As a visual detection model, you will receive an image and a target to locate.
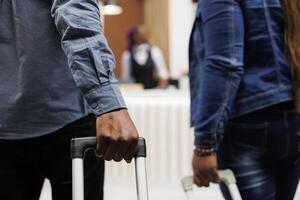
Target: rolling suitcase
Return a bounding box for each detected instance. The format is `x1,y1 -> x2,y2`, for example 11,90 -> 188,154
181,169 -> 242,200
71,137 -> 149,200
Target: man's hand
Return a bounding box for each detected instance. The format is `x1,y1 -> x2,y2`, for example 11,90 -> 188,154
96,109 -> 139,163
192,154 -> 220,187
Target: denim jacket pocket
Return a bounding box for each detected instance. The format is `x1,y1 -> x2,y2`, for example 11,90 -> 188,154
228,121 -> 268,165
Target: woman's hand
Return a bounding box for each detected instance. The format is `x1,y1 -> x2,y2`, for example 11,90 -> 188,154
192,154 -> 220,187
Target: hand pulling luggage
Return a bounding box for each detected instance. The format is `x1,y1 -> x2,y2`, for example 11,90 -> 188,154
71,137 -> 149,200
181,169 -> 242,200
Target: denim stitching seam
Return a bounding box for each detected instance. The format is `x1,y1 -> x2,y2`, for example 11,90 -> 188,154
212,0 -> 235,134
262,0 -> 282,85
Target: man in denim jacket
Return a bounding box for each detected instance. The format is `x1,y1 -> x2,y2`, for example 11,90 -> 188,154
0,0 -> 138,199
190,0 -> 300,199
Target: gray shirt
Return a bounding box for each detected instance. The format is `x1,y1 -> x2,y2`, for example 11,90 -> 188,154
0,0 -> 126,139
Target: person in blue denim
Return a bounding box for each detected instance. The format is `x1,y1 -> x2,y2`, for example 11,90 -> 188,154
189,0 -> 300,199
0,0 -> 138,199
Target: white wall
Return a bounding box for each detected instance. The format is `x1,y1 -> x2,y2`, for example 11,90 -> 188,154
168,0 -> 196,79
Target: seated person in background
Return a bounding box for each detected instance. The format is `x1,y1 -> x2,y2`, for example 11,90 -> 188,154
121,25 -> 169,89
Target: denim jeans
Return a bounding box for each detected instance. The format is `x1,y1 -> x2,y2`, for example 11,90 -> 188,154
0,115 -> 104,200
218,102 -> 300,200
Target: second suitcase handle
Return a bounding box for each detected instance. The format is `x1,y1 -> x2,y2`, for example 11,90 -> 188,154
181,169 -> 242,200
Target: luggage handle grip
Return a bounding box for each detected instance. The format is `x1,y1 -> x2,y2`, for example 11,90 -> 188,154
181,170 -> 242,200
71,137 -> 146,159
181,169 -> 237,192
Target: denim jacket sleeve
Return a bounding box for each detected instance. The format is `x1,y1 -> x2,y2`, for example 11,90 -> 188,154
190,0 -> 244,149
51,0 -> 126,116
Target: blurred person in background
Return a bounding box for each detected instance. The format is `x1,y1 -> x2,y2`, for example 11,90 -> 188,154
121,25 -> 169,89
0,0 -> 138,200
189,0 -> 300,199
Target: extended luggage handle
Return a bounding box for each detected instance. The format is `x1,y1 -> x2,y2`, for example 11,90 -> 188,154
71,137 -> 149,200
181,169 -> 242,200
71,137 -> 147,159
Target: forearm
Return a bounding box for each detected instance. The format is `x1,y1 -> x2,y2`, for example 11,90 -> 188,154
51,0 -> 126,115
193,63 -> 243,148
190,0 -> 245,149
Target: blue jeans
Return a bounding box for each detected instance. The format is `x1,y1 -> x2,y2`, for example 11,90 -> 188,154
218,102 -> 300,200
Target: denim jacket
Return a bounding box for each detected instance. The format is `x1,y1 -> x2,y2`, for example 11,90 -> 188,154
189,0 -> 294,148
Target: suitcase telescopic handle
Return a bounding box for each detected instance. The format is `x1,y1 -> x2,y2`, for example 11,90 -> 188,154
71,137 -> 147,159
71,137 -> 149,200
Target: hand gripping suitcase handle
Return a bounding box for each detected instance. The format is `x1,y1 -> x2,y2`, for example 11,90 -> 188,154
181,170 -> 242,200
71,137 -> 149,200
71,137 -> 147,159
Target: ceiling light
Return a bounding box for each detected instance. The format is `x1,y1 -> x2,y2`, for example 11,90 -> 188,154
102,0 -> 123,16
